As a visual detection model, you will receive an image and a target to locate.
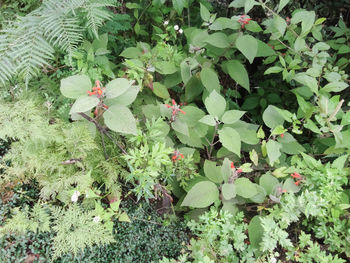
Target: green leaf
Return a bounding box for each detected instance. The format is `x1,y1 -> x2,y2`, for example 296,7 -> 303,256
222,183 -> 236,200
256,39 -> 275,57
277,0 -> 290,13
118,212 -> 131,222
70,96 -> 99,114
263,105 -> 291,128
199,115 -> 216,126
200,3 -> 210,22
185,76 -> 204,102
204,160 -> 223,183
250,149 -> 259,166
119,47 -> 142,58
105,78 -> 133,99
246,21 -> 263,32
106,86 -> 140,106
218,127 -> 241,156
264,66 -> 284,75
181,181 -> 219,208
236,35 -> 258,64
205,90 -> 226,118
155,61 -> 178,75
225,60 -> 250,91
266,140 -> 282,165
172,0 -> 185,14
60,75 -> 92,99
294,37 -> 306,52
206,33 -> 230,48
249,185 -> 267,203
221,110 -> 245,124
153,82 -> 170,99
200,67 -> 220,93
294,73 -> 318,94
291,11 -> 315,36
229,0 -> 245,8
235,178 -> 257,198
283,178 -> 300,193
245,0 -> 258,13
248,216 -> 264,253
104,105 -> 137,135
171,119 -> 189,136
259,173 -> 279,195
221,158 -> 231,183
274,15 -> 287,36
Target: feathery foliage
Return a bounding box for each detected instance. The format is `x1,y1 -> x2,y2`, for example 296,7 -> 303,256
0,0 -> 116,86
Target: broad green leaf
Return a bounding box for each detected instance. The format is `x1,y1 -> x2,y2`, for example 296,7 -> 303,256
70,96 -> 99,114
153,82 -> 170,99
222,202 -> 238,216
118,212 -> 131,222
291,11 -> 315,36
204,160 -> 223,183
221,158 -> 231,183
266,140 -> 282,165
246,21 -> 263,32
294,37 -> 306,52
249,185 -> 267,203
105,78 -> 133,99
185,76 -> 204,102
200,67 -> 220,93
104,105 -> 137,135
221,110 -> 245,124
248,216 -> 264,251
225,60 -> 250,91
218,127 -> 241,156
235,178 -> 257,198
60,75 -> 92,99
209,17 -> 241,30
120,47 -> 142,58
222,183 -> 236,200
259,173 -> 279,195
155,61 -> 178,75
181,181 -> 219,208
274,15 -> 287,36
283,178 -> 300,193
172,0 -> 185,14
245,0 -> 258,14
236,35 -> 258,64
332,154 -> 349,169
262,105 -> 291,128
200,3 -> 210,22
294,73 -> 318,94
229,0 -> 245,8
205,90 -> 226,118
106,86 -> 140,106
199,115 -> 216,126
171,119 -> 189,136
277,0 -> 290,13
206,33 -> 230,48
256,39 -> 275,57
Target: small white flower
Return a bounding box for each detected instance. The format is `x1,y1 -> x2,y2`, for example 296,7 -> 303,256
178,28 -> 183,34
93,216 -> 100,223
71,191 -> 80,203
174,25 -> 179,31
271,257 -> 277,263
163,20 -> 169,26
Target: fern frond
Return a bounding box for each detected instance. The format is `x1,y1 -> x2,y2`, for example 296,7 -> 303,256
0,36 -> 17,85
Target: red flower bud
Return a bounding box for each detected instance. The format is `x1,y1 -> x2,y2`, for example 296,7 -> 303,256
280,134 -> 284,138
237,169 -> 243,173
231,162 -> 235,169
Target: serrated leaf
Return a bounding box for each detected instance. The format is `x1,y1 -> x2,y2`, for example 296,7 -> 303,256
274,15 -> 287,36
236,35 -> 258,64
199,115 -> 216,126
171,119 -> 189,136
153,82 -> 170,99
218,127 -> 241,156
104,105 -> 137,135
225,60 -> 250,91
105,78 -> 133,99
70,96 -> 99,114
60,75 -> 92,99
205,90 -> 226,118
221,110 -> 245,124
277,0 -> 290,13
181,181 -> 219,208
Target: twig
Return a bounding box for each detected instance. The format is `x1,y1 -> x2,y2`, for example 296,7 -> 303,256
327,99 -> 344,124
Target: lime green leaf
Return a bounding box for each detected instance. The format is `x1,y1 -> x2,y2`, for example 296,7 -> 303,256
277,0 -> 290,13
249,149 -> 259,166
206,33 -> 230,48
236,35 -> 258,64
70,96 -> 99,114
171,119 -> 189,136
200,67 -> 220,93
104,105 -> 137,135
274,15 -> 287,36
222,183 -> 236,200
272,166 -> 289,178
225,60 -> 250,91
235,178 -> 257,198
204,160 -> 223,183
266,140 -> 282,165
105,78 -> 133,99
60,75 -> 92,99
205,90 -> 226,118
119,212 -> 131,222
218,127 -> 241,156
221,110 -> 245,124
181,181 -> 219,208
200,3 -> 210,22
294,73 -> 318,94
153,82 -> 170,99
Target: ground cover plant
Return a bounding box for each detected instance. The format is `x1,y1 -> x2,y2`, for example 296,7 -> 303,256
0,0 -> 349,262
